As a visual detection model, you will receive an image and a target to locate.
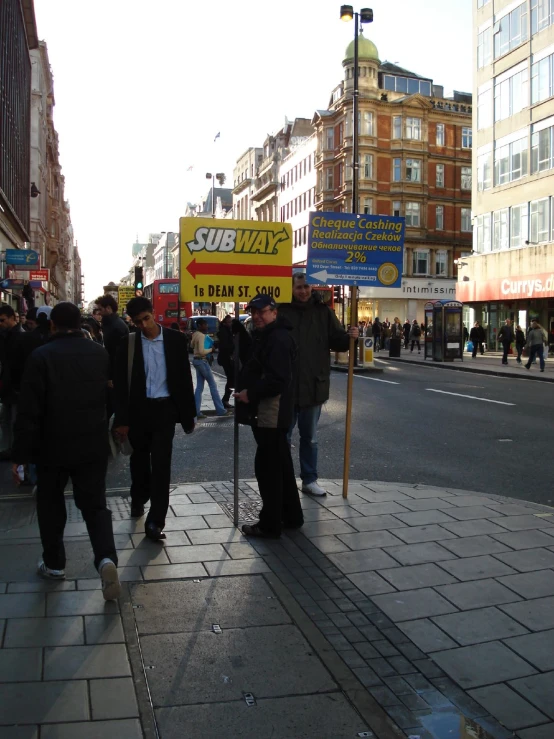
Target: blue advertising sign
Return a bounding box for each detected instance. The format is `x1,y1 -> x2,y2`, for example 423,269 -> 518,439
5,249 -> 40,266
307,212 -> 405,287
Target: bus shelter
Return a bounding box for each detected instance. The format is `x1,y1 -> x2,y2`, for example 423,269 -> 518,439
424,300 -> 463,362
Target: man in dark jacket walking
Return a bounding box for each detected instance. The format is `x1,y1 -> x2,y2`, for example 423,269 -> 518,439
469,321 -> 486,357
95,295 -> 129,416
113,297 -> 196,541
278,274 -> 357,497
498,318 -> 515,365
234,294 -> 301,538
216,314 -> 234,408
0,304 -> 25,458
12,302 -> 120,600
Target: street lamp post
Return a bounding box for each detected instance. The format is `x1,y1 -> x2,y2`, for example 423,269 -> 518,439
205,172 -> 226,218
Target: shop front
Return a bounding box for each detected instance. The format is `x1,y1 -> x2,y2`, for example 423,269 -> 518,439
358,278 -> 457,325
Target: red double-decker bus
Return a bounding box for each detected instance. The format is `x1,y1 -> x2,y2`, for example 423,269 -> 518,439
144,279 -> 192,329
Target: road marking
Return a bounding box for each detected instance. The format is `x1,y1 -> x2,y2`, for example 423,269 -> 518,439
356,376 -> 400,385
426,389 -> 515,406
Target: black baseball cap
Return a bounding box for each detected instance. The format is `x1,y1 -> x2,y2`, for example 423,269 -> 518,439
246,294 -> 277,311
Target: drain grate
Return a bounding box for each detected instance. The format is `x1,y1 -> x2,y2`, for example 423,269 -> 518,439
66,497 -> 133,523
219,499 -> 261,523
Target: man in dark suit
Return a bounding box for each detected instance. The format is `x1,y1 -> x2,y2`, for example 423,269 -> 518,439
113,297 -> 196,541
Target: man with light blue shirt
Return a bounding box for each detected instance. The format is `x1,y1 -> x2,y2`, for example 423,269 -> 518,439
113,297 -> 196,541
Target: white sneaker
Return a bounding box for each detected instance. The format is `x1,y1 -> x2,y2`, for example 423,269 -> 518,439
37,559 -> 65,580
301,481 -> 327,497
99,558 -> 121,601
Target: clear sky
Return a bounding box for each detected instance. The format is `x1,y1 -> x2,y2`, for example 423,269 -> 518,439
33,0 -> 472,302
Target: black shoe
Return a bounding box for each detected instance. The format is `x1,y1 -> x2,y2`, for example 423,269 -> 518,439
241,523 -> 280,539
130,504 -> 144,518
223,401 -> 234,409
145,522 -> 166,541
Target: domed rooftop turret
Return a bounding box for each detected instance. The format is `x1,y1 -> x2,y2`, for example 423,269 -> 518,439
344,32 -> 379,62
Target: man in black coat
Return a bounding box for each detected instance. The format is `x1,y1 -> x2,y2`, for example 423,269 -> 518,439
95,294 -> 129,416
12,302 -> 120,600
217,314 -> 234,408
113,297 -> 196,541
498,318 -> 515,365
469,321 -> 486,358
0,304 -> 25,458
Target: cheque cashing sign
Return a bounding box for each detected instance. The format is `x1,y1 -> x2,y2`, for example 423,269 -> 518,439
179,218 -> 293,303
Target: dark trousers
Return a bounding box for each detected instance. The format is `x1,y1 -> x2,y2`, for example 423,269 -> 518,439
501,341 -> 511,364
129,398 -> 178,528
252,427 -> 303,535
516,343 -> 524,362
219,356 -> 234,403
36,457 -> 116,571
410,340 -> 420,351
472,342 -> 484,357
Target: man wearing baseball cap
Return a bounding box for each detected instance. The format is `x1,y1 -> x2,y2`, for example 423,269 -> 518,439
233,294 -> 302,538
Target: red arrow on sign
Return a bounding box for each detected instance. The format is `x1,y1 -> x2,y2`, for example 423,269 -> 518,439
186,259 -> 291,280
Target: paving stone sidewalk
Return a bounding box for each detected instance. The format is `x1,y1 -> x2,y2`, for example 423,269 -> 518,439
1,480 -> 554,738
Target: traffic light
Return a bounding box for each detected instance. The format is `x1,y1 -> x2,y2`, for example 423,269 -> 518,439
134,266 -> 144,296
333,286 -> 343,304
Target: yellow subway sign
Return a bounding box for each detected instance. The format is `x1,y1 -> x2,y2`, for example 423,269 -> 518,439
118,286 -> 136,315
179,218 -> 292,303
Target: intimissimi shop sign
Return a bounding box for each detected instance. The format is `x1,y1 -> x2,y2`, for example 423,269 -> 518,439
457,272 -> 554,302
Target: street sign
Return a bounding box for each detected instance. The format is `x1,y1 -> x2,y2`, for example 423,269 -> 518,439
179,218 -> 292,303
118,286 -> 136,314
5,249 -> 40,266
7,268 -> 49,281
307,212 -> 405,287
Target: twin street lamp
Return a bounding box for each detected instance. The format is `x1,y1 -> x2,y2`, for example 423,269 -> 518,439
206,172 -> 226,218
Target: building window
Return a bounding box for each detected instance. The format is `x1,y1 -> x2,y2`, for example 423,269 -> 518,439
363,198 -> 373,214
494,65 -> 529,122
531,120 -> 554,172
325,128 -> 334,150
346,161 -> 353,180
325,168 -> 333,190
494,3 -> 528,59
494,133 -> 528,184
477,25 -> 493,68
435,250 -> 448,275
531,51 -> 554,104
393,158 -> 402,182
406,117 -> 422,140
475,213 -> 492,253
383,75 -> 432,95
406,202 -> 421,226
406,159 -> 421,182
436,205 -> 444,230
436,164 -> 445,187
461,208 -> 472,232
510,203 -> 529,248
412,249 -> 429,274
392,200 -> 401,217
462,127 -> 472,149
436,124 -> 445,146
530,197 -> 550,242
478,85 -> 493,130
531,0 -> 554,35
359,111 -> 374,135
392,116 -> 402,139
461,166 -> 472,190
338,163 -> 344,187
363,154 -> 373,179
493,208 -> 509,250
478,0 -> 491,8
477,146 -> 493,191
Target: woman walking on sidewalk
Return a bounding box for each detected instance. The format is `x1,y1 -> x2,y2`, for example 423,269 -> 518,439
191,318 -> 232,419
515,325 -> 526,364
409,320 -> 422,353
524,320 -> 548,372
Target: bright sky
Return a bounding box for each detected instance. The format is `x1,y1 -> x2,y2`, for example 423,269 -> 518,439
34,0 -> 472,302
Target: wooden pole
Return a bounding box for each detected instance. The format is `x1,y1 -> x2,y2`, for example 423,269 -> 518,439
342,284 -> 358,498
233,301 -> 240,527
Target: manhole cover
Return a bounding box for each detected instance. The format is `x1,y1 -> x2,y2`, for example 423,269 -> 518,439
66,498 -> 133,523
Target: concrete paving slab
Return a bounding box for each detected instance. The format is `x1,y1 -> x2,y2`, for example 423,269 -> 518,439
336,530 -> 405,550
165,543 -> 230,564
204,559 -> 271,577
486,503 -> 544,516
171,503 -> 224,517
204,514 -> 235,528
494,515 -> 554,532
437,555 -> 516,581
391,524 -> 458,544
517,725 -> 554,739
398,498 -> 456,511
440,519 -> 507,537
141,562 -> 208,580
504,629 -> 554,671
328,548 -> 399,574
469,683 -> 549,732
351,490 -> 413,503
508,672 -> 554,720
309,536 -> 351,554
438,495 -> 499,507
397,619 -> 459,653
343,514 -> 407,532
46,591 -> 118,617
130,531 -> 190,547
221,543 -> 259,559
0,680 -> 89,724
490,529 -> 554,550
397,487 -> 450,500
115,547 -> 170,567
4,616 -> 84,647
436,506 -> 505,521
0,647 -> 42,682
76,567 -> 142,587
496,570 -> 554,599
377,563 -> 458,590
90,677 -> 139,719
499,596 -> 554,631
157,516 -> 208,531
322,493 -> 371,508
0,542 -> 97,583
383,541 -> 457,566
40,719 -> 142,739
131,576 -> 291,634
155,693 -> 371,739
431,606 -> 529,645
345,571 -> 396,596
84,615 -> 124,644
350,502 -> 411,516
6,581 -> 75,593
0,727 -> 39,739
0,593 -> 44,619
371,588 -> 458,622
433,579 -> 522,610
392,509 -> 457,526
186,492 -> 215,503
139,624 -> 337,706
321,505 -> 363,519
187,528 -> 244,545
439,535 -> 512,558
43,644 -> 131,680
431,642 -> 537,689
494,548 -> 554,572
299,520 -> 357,538
294,507 -> 339,522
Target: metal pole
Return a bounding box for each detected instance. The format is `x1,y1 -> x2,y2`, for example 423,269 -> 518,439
177,241 -> 181,327
352,11 -> 359,217
233,301 -> 240,527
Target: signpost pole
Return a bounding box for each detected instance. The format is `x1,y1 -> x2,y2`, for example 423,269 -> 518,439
233,301 -> 240,527
342,283 -> 357,499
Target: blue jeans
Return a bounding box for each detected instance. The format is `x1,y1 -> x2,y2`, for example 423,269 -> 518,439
288,404 -> 322,485
193,359 -> 226,415
526,345 -> 545,370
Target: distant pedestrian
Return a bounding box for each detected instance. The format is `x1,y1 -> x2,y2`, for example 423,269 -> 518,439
498,318 -> 514,365
191,318 -> 231,419
217,315 -> 235,409
470,321 -> 485,357
382,322 -> 391,350
409,320 -> 422,353
95,295 -> 129,417
113,297 -> 196,541
392,317 -> 404,340
403,320 -> 411,349
463,323 -> 469,344
515,324 -> 525,364
372,317 -> 382,352
12,302 -> 120,599
0,304 -> 24,459
524,319 -> 548,372
25,308 -> 38,332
